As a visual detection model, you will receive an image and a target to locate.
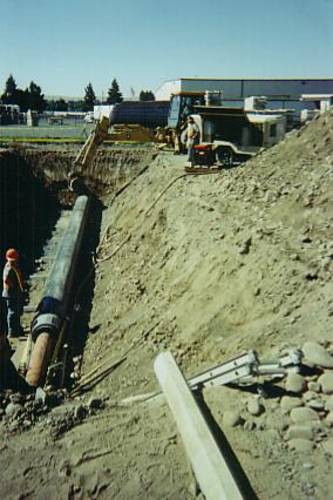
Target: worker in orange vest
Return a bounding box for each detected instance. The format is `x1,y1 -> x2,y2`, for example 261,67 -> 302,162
2,248 -> 25,338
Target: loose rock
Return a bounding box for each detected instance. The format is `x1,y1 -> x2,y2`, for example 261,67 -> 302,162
285,373 -> 306,394
280,396 -> 303,412
324,396 -> 333,412
302,341 -> 333,368
5,403 -> 23,418
290,407 -> 320,424
247,398 -> 264,416
222,411 -> 243,428
303,391 -> 318,402
239,236 -> 252,255
307,381 -> 321,393
318,372 -> 333,394
306,399 -> 325,411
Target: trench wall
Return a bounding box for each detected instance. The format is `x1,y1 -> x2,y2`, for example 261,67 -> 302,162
15,145 -> 157,197
0,149 -> 60,275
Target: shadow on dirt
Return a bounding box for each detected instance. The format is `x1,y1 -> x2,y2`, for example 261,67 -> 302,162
195,390 -> 259,500
0,151 -> 61,277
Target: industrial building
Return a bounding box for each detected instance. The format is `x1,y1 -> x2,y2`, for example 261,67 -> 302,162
155,77 -> 333,110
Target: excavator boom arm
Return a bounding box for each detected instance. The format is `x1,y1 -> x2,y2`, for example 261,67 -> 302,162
73,116 -> 110,172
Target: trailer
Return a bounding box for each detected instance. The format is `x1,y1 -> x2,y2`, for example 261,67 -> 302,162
188,105 -> 287,167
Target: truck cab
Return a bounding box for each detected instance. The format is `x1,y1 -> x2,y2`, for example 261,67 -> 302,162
167,92 -> 205,129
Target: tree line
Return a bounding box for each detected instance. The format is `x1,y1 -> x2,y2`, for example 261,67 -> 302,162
0,75 -> 156,112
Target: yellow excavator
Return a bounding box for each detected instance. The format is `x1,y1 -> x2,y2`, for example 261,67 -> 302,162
73,116 -> 157,172
73,93 -> 205,172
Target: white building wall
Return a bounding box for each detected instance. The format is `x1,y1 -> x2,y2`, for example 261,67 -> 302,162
155,79 -> 181,100
243,79 -> 333,98
155,78 -> 333,101
93,104 -> 114,121
180,79 -> 242,98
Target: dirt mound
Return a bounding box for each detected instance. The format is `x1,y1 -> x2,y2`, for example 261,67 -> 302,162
89,111 -> 332,376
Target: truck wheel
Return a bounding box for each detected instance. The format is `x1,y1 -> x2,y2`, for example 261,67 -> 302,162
217,147 -> 234,168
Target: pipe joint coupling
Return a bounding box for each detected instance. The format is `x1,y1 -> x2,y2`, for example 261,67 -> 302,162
31,313 -> 61,342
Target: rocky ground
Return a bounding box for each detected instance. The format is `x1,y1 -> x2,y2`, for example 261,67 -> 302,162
0,110 -> 333,499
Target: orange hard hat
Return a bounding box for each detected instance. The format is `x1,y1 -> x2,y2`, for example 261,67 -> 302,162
6,248 -> 19,261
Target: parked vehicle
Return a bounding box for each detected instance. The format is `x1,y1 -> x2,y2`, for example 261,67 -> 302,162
188,105 -> 287,167
0,104 -> 22,125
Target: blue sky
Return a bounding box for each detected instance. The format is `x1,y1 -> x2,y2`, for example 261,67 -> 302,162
1,0 -> 332,98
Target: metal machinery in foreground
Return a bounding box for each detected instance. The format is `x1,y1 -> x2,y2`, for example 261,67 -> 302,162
154,349 -> 302,499
26,195 -> 90,387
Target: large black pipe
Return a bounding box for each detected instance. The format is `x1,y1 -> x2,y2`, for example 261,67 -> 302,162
26,195 -> 90,386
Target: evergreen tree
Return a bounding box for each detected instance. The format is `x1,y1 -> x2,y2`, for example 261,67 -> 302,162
139,90 -> 155,101
25,81 -> 46,112
16,89 -> 29,111
106,79 -> 123,104
83,82 -> 96,111
1,74 -> 21,105
68,100 -> 85,112
54,98 -> 68,111
1,75 -> 46,112
46,98 -> 68,111
2,74 -> 17,102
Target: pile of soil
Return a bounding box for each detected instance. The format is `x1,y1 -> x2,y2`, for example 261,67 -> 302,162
0,111 -> 332,499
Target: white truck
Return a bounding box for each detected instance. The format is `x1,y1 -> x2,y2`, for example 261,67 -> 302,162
189,103 -> 287,167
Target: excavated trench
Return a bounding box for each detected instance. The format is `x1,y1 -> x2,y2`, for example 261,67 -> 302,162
0,144 -> 157,391
0,149 -> 60,277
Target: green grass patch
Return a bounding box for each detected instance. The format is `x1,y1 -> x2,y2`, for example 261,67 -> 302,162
0,137 -> 154,146
0,137 -> 84,144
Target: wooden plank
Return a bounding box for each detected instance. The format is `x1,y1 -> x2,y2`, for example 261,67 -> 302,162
154,352 -> 244,500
